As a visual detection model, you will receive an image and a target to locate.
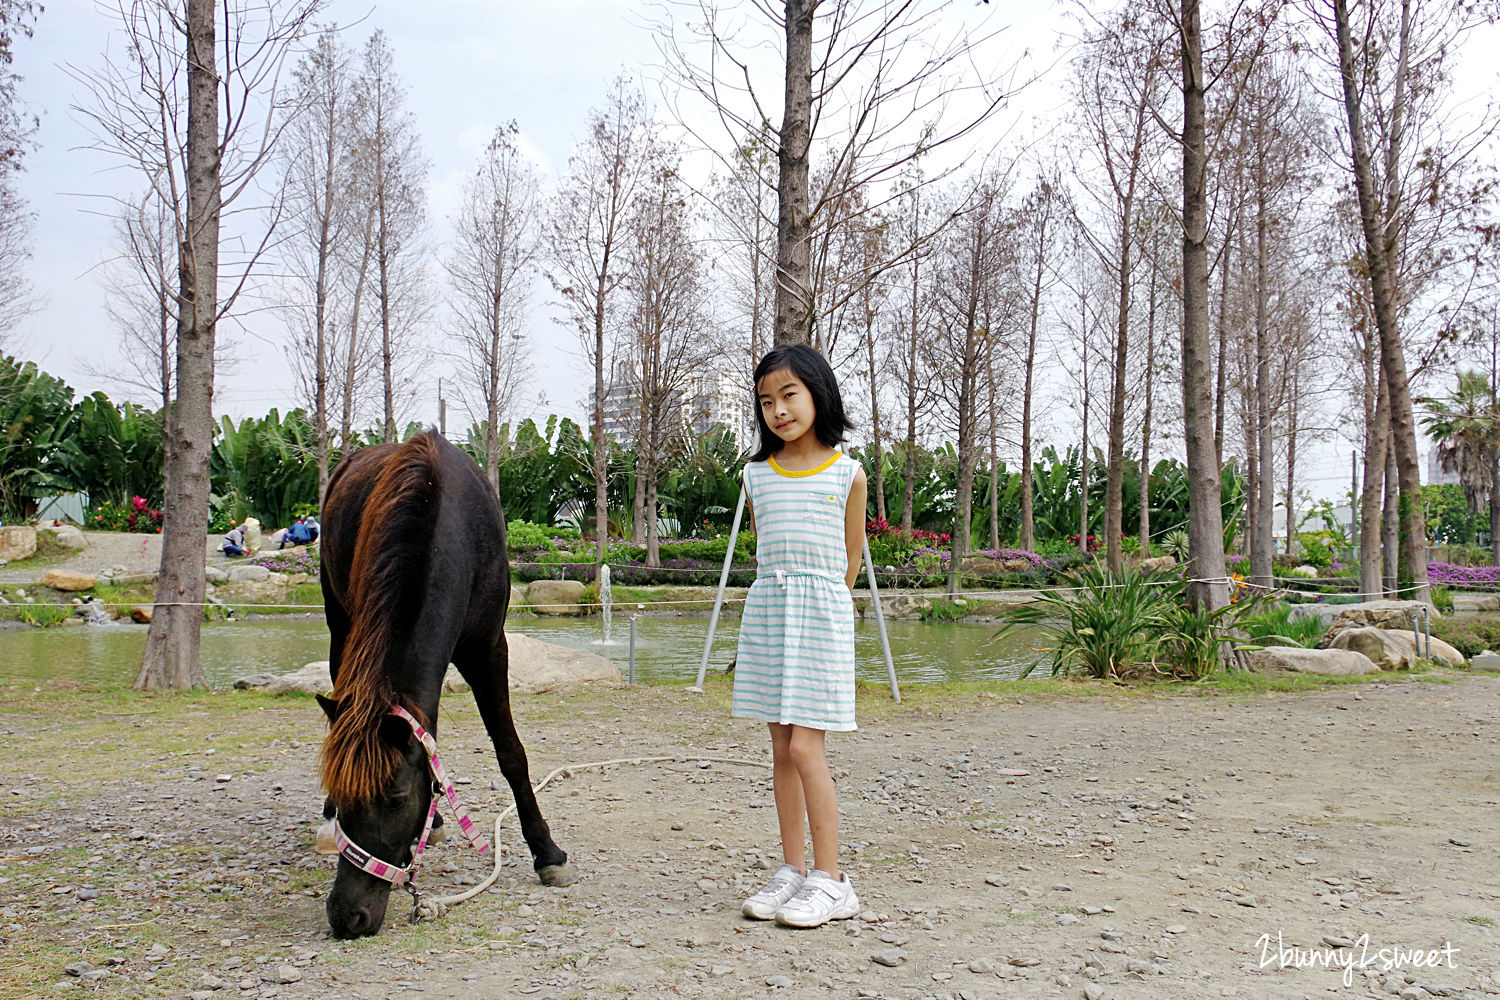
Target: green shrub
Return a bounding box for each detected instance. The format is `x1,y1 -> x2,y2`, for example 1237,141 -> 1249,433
1431,614 -> 1500,659
867,533 -> 916,567
1430,585 -> 1454,614
999,564 -> 1175,679
506,519 -> 578,551
1163,528 -> 1191,563
1235,603 -> 1328,649
1296,531 -> 1335,568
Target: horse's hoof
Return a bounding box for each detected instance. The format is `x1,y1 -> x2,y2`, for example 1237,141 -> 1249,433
537,863 -> 578,887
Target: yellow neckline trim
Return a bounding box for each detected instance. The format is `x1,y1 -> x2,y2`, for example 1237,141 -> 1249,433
768,453 -> 840,478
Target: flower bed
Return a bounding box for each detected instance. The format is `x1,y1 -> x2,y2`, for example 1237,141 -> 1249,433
1427,561 -> 1500,592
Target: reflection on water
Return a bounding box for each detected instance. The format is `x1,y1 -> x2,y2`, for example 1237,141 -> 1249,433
0,613 -> 1040,689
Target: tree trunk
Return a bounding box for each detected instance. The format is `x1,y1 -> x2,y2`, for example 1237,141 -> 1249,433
774,0 -> 814,345
1213,229 -> 1232,470
1104,225 -> 1131,573
1359,368 -> 1389,596
593,281 -> 609,566
1180,0 -> 1230,611
138,0 -> 219,690
1020,227 -> 1044,554
377,141 -> 395,444
988,376 -> 1000,552
1251,130 -> 1274,589
1332,0 -> 1429,602
865,313 -> 887,522
1139,267 -> 1156,554
1383,435 -> 1400,596
900,256 -> 919,534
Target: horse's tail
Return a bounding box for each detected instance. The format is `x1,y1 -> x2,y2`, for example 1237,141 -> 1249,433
320,431 -> 443,809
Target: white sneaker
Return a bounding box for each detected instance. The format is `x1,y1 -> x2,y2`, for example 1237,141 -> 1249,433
774,869 -> 860,927
742,864 -> 807,920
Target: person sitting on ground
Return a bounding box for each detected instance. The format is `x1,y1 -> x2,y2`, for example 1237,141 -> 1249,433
222,524 -> 248,557
281,517 -> 317,549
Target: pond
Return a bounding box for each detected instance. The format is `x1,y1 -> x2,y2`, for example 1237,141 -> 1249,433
0,613 -> 1042,689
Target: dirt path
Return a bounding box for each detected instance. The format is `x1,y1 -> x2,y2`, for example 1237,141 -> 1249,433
0,530 -> 253,584
2,674 -> 1498,1000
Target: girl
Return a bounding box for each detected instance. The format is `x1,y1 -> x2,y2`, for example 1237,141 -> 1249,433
734,343 -> 868,928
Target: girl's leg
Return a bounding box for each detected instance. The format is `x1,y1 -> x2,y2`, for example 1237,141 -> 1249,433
785,724 -> 839,878
768,723 -> 807,873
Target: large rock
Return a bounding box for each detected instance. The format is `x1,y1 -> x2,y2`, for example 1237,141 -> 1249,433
41,569 -> 96,592
1245,646 -> 1380,675
1452,592 -> 1500,613
1305,600 -> 1437,640
1140,555 -> 1177,572
881,594 -> 932,619
227,564 -> 270,583
39,524 -> 87,549
0,525 -> 36,561
525,579 -> 588,615
129,605 -> 153,624
238,634 -> 619,696
960,556 -> 1007,578
204,564 -> 228,584
505,632 -> 621,693
1370,627 -> 1466,668
1329,627 -> 1413,670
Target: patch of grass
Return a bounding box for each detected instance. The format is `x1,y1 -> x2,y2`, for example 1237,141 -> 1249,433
1236,604 -> 1328,648
9,602 -> 71,626
920,597 -> 969,621
1464,915 -> 1495,927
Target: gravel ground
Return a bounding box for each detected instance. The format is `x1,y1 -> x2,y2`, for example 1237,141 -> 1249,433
2,671 -> 1498,1000
0,531 -> 240,584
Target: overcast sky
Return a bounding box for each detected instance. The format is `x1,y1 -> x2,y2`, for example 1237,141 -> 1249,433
5,1 -> 1059,422
5,2 -> 1495,505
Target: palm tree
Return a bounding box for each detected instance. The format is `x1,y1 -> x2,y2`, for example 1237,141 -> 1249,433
1420,371 -> 1500,564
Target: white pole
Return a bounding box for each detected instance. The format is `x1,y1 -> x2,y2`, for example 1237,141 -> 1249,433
690,483 -> 747,693
863,536 -> 900,702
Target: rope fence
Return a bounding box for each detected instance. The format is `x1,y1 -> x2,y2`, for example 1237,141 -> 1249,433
52,575 -> 1433,614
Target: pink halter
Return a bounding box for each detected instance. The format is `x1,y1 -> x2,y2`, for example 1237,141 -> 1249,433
331,706 -> 490,889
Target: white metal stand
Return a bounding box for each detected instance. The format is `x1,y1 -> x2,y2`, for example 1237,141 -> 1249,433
691,483 -> 899,702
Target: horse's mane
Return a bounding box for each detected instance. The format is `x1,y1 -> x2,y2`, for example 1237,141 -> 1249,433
320,432 -> 443,809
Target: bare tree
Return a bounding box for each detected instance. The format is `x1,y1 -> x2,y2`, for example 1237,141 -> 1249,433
447,122 -> 539,492
930,175 -> 1008,593
657,1 -> 1014,347
546,75 -> 655,566
1070,11 -> 1168,572
622,155 -> 715,566
89,195 -> 180,411
352,29 -> 427,444
74,0 -> 322,689
888,171 -> 938,534
1011,173 -> 1064,553
0,0 -> 39,345
281,25 -> 358,501
707,130 -> 777,383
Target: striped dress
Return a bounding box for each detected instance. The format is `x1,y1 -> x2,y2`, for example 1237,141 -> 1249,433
732,452 -> 858,732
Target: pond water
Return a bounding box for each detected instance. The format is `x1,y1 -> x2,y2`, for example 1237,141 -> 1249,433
0,614 -> 1041,689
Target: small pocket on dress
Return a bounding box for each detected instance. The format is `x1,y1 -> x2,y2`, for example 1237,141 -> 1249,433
805,493 -> 845,526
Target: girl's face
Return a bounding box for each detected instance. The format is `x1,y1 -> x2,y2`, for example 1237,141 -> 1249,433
757,368 -> 817,445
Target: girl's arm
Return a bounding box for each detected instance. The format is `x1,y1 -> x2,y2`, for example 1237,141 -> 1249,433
843,466 -> 869,590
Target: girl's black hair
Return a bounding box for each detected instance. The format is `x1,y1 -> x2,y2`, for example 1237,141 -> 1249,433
748,343 -> 854,462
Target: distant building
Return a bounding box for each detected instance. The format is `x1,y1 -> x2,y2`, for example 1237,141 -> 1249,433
1426,449 -> 1462,486
599,365 -> 749,447
684,368 -> 751,444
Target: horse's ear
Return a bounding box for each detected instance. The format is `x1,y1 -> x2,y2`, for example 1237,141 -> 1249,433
316,694 -> 341,723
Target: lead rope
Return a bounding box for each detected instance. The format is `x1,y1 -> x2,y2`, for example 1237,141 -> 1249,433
413,753 -> 773,920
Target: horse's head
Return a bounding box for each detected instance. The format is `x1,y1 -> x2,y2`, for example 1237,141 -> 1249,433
317,694 -> 433,938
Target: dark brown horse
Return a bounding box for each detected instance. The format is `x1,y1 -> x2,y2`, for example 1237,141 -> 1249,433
316,430 -> 574,938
